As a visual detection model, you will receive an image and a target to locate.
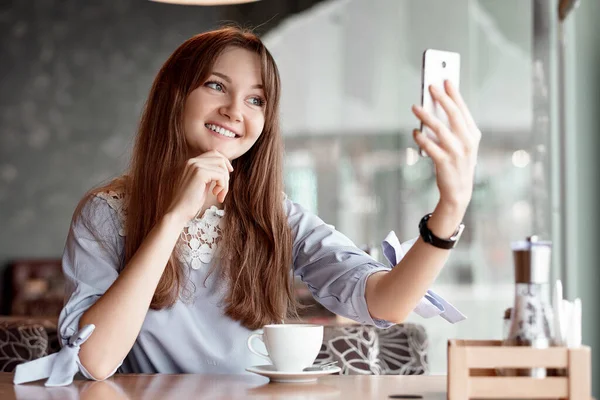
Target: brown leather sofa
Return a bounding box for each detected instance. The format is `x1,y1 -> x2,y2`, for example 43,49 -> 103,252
8,259 -> 64,318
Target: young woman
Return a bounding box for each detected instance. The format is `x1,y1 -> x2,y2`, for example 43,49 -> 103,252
58,27 -> 480,380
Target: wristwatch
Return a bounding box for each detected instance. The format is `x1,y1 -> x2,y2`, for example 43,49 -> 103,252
419,213 -> 465,250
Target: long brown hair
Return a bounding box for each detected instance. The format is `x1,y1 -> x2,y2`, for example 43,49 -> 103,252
82,27 -> 295,330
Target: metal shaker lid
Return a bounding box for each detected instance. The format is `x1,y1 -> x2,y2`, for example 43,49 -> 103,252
511,235 -> 552,284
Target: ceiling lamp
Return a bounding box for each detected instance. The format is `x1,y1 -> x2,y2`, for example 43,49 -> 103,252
150,0 -> 260,5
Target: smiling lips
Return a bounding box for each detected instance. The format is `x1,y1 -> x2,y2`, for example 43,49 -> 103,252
205,123 -> 240,139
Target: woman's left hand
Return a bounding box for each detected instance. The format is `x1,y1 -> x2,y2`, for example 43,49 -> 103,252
411,80 -> 481,212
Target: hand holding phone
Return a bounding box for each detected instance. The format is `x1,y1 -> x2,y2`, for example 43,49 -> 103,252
411,48 -> 481,215
419,49 -> 461,157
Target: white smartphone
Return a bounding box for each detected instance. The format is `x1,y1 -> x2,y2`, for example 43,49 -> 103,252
419,49 -> 461,157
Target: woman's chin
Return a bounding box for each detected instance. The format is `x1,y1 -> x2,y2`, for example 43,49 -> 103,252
187,144 -> 226,158
187,140 -> 247,160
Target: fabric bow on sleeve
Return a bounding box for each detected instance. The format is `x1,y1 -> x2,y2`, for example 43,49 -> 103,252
382,231 -> 466,323
13,324 -> 95,387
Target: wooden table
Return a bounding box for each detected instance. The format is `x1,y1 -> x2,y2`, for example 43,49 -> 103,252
0,372 -> 447,399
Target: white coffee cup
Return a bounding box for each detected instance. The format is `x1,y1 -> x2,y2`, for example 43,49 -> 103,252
247,324 -> 323,372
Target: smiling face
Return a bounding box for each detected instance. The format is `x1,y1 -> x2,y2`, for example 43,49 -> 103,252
183,46 -> 266,160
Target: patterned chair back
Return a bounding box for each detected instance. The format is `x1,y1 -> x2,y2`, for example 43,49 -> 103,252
315,323 -> 428,375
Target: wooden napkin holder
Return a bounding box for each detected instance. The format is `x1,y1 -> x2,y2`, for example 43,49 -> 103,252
447,339 -> 592,400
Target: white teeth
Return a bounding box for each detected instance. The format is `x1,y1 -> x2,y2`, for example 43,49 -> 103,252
205,124 -> 236,138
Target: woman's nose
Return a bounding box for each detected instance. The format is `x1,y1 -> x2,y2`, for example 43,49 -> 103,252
219,99 -> 243,122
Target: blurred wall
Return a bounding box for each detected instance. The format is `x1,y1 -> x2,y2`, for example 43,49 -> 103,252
564,0 -> 600,392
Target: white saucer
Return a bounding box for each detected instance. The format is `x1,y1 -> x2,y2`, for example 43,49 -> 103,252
246,365 -> 341,383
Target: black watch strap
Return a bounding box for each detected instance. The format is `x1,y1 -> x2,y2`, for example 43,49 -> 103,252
419,213 -> 465,250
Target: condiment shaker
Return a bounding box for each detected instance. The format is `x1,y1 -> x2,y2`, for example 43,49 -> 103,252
503,236 -> 553,378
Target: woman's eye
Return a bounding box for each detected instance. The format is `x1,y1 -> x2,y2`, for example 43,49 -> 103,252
205,81 -> 224,92
248,97 -> 265,107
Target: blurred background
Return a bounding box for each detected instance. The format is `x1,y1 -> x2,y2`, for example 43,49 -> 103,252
0,0 -> 598,389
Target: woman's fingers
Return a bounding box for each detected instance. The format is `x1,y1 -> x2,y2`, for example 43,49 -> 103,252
413,129 -> 445,162
189,156 -> 232,184
203,167 -> 229,201
429,84 -> 470,146
411,104 -> 462,156
182,150 -> 234,207
173,152 -> 233,221
194,150 -> 234,172
211,151 -> 234,173
444,80 -> 478,134
188,163 -> 230,202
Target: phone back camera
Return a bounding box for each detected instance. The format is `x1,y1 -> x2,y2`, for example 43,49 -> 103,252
442,61 -> 446,68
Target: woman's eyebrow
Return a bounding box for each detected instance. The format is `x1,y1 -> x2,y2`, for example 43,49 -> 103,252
212,71 -> 263,89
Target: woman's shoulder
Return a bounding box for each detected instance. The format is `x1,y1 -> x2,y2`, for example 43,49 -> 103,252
74,176 -> 129,237
282,193 -> 317,218
282,193 -> 329,230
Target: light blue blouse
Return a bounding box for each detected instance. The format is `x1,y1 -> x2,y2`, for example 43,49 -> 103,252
57,193 -> 396,378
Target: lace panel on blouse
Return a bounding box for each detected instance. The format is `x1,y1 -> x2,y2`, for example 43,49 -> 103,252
95,190 -> 224,269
